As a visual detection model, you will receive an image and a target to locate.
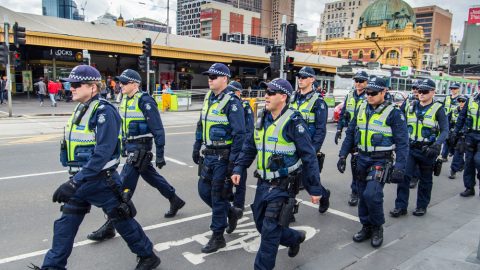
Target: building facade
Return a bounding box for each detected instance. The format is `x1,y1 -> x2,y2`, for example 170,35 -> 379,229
317,0 -> 374,42
125,18 -> 171,33
457,20 -> 480,65
312,0 -> 424,68
261,0 -> 295,40
42,0 -> 84,21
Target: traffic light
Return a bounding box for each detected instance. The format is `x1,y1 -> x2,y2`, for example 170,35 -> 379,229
12,51 -> 21,68
285,23 -> 297,51
285,56 -> 295,71
270,54 -> 281,71
13,22 -> 26,49
142,38 -> 152,58
0,43 -> 8,66
138,55 -> 147,72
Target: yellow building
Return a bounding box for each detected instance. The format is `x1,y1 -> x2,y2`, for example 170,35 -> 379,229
311,0 -> 425,68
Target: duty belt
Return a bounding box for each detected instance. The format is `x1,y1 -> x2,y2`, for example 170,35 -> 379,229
201,148 -> 230,156
358,150 -> 393,159
127,137 -> 152,144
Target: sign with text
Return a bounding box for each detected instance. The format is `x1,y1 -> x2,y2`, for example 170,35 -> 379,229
468,7 -> 480,24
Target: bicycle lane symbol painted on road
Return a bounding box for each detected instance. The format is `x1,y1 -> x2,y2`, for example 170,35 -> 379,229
153,216 -> 319,265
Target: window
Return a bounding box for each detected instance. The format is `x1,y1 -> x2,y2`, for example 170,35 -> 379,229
338,51 -> 342,58
348,51 -> 353,59
351,19 -> 353,24
412,51 -> 417,59
370,50 -> 375,59
328,15 -> 330,19
352,12 -> 354,17
387,50 -> 399,59
359,50 -> 364,58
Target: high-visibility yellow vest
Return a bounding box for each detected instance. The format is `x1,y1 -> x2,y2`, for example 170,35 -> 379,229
467,99 -> 480,131
201,91 -> 233,147
406,102 -> 442,142
119,91 -> 153,140
345,90 -> 365,120
356,102 -> 395,152
291,92 -> 320,124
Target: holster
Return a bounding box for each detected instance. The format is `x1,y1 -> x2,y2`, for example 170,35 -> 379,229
351,154 -> 358,174
105,173 -> 137,220
433,158 -> 443,176
221,178 -> 234,201
366,162 -> 392,184
278,197 -> 296,228
127,149 -> 153,173
197,156 -> 204,177
317,152 -> 325,173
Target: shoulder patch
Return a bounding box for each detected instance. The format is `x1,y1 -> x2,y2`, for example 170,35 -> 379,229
400,113 -> 405,121
296,124 -> 305,134
98,104 -> 105,110
231,104 -> 238,112
320,102 -> 325,109
145,103 -> 152,110
98,113 -> 106,124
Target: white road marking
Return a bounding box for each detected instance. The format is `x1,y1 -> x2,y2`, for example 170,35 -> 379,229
164,157 -> 188,166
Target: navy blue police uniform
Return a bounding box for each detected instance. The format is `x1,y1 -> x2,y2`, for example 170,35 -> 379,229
392,78 -> 449,217
441,84 -> 461,160
448,94 -> 467,179
339,77 -> 409,248
336,71 -> 368,206
39,65 -> 159,270
193,63 -> 246,253
233,78 -> 322,270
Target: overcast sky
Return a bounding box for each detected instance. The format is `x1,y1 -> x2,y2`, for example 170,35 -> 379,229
0,0 -> 472,41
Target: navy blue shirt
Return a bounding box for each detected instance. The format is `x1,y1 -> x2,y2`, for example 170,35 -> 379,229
73,96 -> 121,183
233,106 -> 322,196
337,90 -> 365,131
242,101 -> 255,144
194,90 -> 246,162
292,91 -> 327,152
339,101 -> 409,171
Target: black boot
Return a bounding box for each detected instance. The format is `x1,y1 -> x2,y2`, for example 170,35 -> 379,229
389,208 -> 407,218
201,233 -> 226,253
319,189 -> 330,214
460,188 -> 475,197
164,194 -> 186,218
412,207 -> 427,216
348,192 -> 358,206
448,170 -> 456,179
226,207 -> 241,234
370,225 -> 383,248
288,231 -> 306,257
135,254 -> 161,270
87,220 -> 115,241
353,225 -> 372,242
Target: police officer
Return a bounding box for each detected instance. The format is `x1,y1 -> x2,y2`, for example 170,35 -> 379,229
291,66 -> 330,213
453,89 -> 480,197
338,77 -> 408,248
448,94 -> 467,179
226,80 -> 254,216
231,78 -> 322,270
391,78 -> 449,218
441,83 -> 461,162
192,63 -> 246,253
335,71 -> 368,207
87,69 -> 185,241
33,65 -> 160,270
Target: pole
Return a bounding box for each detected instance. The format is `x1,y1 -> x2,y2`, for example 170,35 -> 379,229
165,0 -> 169,45
146,56 -> 150,94
4,21 -> 12,117
279,15 -> 286,79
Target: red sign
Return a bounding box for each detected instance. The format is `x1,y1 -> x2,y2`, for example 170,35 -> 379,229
468,7 -> 480,24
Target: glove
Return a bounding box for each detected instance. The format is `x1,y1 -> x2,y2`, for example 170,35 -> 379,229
423,144 -> 441,158
337,157 -> 346,173
390,168 -> 405,184
227,161 -> 235,177
449,131 -> 458,146
192,150 -> 200,165
52,179 -> 79,203
156,157 -> 166,169
334,130 -> 342,145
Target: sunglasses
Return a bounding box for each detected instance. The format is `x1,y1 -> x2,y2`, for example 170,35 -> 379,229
365,91 -> 379,96
298,76 -> 310,80
208,75 -> 219,80
417,89 -> 432,95
70,82 -> 86,89
120,81 -> 132,86
458,99 -> 466,103
354,79 -> 366,83
266,89 -> 281,96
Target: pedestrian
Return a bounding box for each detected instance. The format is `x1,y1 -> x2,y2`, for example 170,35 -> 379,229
338,76 -> 408,248
30,65 -> 160,270
231,78 -> 322,269
335,71 -> 368,207
63,80 -> 72,102
0,75 -> 7,104
391,78 -> 448,218
56,80 -> 64,101
448,94 -> 467,179
226,80 -> 254,217
192,63 -> 246,253
290,66 -> 330,214
100,80 -> 108,99
47,78 -> 58,107
34,77 -> 47,106
441,83 -> 461,162
87,69 -> 185,241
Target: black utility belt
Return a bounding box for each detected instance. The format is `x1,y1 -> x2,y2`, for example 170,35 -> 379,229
410,141 -> 432,149
126,138 -> 152,143
202,148 -> 230,156
258,177 -> 290,189
79,169 -> 116,181
358,150 -> 393,159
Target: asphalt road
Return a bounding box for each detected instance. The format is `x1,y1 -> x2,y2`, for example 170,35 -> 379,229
0,113 -> 474,270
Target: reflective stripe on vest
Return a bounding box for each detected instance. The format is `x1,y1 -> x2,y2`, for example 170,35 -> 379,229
119,92 -> 153,140
467,99 -> 480,131
356,102 -> 395,152
345,90 -> 364,119
406,102 -> 442,142
201,91 -> 233,146
291,92 -> 319,124
255,108 -> 301,180
65,100 -> 120,170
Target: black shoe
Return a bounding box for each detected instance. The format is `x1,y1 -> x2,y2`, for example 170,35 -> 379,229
164,195 -> 186,218
319,189 -> 330,214
288,231 -> 306,258
348,193 -> 358,206
353,225 -> 372,242
87,220 -> 115,241
389,208 -> 407,218
448,170 -> 456,179
460,188 -> 475,197
409,177 -> 419,189
226,207 -> 241,234
135,254 -> 161,270
412,208 -> 427,216
201,233 -> 226,253
370,225 -> 383,248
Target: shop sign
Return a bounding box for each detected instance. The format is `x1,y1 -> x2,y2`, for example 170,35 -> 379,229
45,48 -> 81,61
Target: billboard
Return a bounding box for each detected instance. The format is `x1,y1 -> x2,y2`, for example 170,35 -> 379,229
468,7 -> 480,24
